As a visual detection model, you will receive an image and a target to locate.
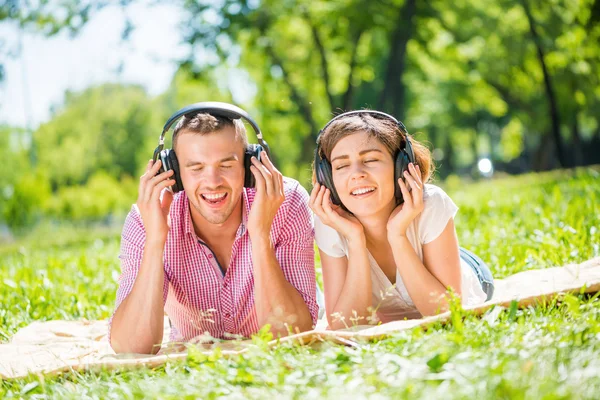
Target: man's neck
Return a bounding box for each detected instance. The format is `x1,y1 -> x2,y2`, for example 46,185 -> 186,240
190,197 -> 243,247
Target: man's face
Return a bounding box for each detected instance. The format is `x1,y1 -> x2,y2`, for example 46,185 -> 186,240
176,126 -> 246,225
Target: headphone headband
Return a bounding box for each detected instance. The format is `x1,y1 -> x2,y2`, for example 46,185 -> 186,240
159,101 -> 263,146
317,110 -> 408,144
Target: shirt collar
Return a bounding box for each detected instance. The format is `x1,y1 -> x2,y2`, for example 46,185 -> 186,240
183,189 -> 251,239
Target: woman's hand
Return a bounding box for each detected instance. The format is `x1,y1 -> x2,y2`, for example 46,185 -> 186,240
387,163 -> 424,239
309,183 -> 365,244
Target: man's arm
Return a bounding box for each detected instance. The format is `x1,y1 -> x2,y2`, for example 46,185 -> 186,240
109,233 -> 168,354
248,153 -> 316,336
109,159 -> 175,354
251,234 -> 315,335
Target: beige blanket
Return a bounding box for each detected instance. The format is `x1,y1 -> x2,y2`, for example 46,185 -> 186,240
1,257 -> 599,380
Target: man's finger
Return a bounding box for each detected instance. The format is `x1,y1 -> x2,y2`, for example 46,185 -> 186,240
260,151 -> 279,174
250,165 -> 266,194
151,179 -> 176,202
144,169 -> 174,201
252,156 -> 274,195
141,159 -> 160,181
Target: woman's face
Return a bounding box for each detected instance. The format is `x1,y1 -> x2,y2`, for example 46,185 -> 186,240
329,131 -> 396,217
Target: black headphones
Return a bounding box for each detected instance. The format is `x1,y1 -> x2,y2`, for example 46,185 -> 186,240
153,102 -> 271,193
314,110 -> 415,206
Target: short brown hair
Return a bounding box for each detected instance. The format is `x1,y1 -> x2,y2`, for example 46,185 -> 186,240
172,113 -> 248,151
314,113 -> 434,183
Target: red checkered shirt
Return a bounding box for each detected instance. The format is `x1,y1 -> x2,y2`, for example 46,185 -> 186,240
109,177 -> 317,342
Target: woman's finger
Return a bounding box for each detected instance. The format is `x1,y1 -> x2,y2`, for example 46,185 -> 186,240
313,186 -> 328,220
403,169 -> 421,192
309,183 -> 321,209
409,163 -> 423,187
398,177 -> 413,207
322,189 -> 344,225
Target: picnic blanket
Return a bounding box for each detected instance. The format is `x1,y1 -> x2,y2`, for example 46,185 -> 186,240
1,257 -> 599,380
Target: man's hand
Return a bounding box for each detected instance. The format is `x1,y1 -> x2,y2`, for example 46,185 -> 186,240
247,151 -> 285,238
309,183 -> 365,245
137,159 -> 176,245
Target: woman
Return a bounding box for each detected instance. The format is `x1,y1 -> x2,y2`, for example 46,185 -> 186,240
310,111 -> 494,330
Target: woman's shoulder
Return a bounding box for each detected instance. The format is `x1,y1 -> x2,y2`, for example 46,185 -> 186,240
423,184 -> 453,207
418,184 -> 459,244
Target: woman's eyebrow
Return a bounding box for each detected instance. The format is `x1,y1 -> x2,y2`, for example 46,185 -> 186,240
331,148 -> 383,163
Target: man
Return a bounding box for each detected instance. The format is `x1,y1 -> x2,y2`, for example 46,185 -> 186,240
109,109 -> 317,354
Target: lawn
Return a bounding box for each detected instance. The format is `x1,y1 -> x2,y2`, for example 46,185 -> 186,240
1,167 -> 599,399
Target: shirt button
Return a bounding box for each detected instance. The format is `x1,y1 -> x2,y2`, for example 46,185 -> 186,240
208,254 -> 213,258
225,313 -> 231,318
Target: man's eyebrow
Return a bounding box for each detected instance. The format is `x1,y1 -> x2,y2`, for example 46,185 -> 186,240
185,155 -> 239,167
330,148 -> 384,163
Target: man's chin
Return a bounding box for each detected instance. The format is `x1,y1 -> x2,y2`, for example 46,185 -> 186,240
198,208 -> 232,225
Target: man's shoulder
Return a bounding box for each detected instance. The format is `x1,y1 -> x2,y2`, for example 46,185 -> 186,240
281,177 -> 311,210
282,177 -> 309,199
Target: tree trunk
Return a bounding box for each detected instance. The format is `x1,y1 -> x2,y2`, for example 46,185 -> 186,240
521,0 -> 566,167
378,0 -> 416,118
342,29 -> 365,111
571,113 -> 583,167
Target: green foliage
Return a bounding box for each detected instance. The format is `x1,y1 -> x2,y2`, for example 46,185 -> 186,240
1,167 -> 599,398
1,172 -> 51,230
34,84 -> 158,189
45,171 -> 137,222
0,125 -> 49,230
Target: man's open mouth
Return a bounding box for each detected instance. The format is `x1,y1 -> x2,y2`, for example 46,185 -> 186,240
201,192 -> 228,206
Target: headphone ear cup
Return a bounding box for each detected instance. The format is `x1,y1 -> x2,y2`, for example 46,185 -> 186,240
160,149 -> 183,193
244,144 -> 263,188
167,150 -> 183,193
316,157 -> 343,206
394,150 -> 411,203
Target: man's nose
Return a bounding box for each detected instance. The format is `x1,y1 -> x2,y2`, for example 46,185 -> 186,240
203,167 -> 225,187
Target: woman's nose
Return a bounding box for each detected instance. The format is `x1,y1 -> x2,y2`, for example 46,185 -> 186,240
348,163 -> 367,180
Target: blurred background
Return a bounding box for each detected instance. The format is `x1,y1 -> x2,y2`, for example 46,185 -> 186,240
0,0 -> 599,238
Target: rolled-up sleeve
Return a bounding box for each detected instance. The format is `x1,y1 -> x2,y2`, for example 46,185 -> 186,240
107,205 -> 169,341
275,182 -> 318,326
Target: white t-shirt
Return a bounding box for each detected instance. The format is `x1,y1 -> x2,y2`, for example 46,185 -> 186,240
314,184 -> 486,323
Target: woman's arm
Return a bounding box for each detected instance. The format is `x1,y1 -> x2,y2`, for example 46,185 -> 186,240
388,218 -> 462,316
320,241 -> 373,330
310,183 -> 374,329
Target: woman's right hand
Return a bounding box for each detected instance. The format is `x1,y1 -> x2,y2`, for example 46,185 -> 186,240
309,183 -> 365,244
136,159 -> 176,245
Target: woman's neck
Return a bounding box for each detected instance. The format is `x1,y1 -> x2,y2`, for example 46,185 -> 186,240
356,201 -> 397,247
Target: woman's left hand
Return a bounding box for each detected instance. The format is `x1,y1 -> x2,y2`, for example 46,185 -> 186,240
387,162 -> 424,239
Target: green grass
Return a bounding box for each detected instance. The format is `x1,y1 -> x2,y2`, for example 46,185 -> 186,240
1,166 -> 599,399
